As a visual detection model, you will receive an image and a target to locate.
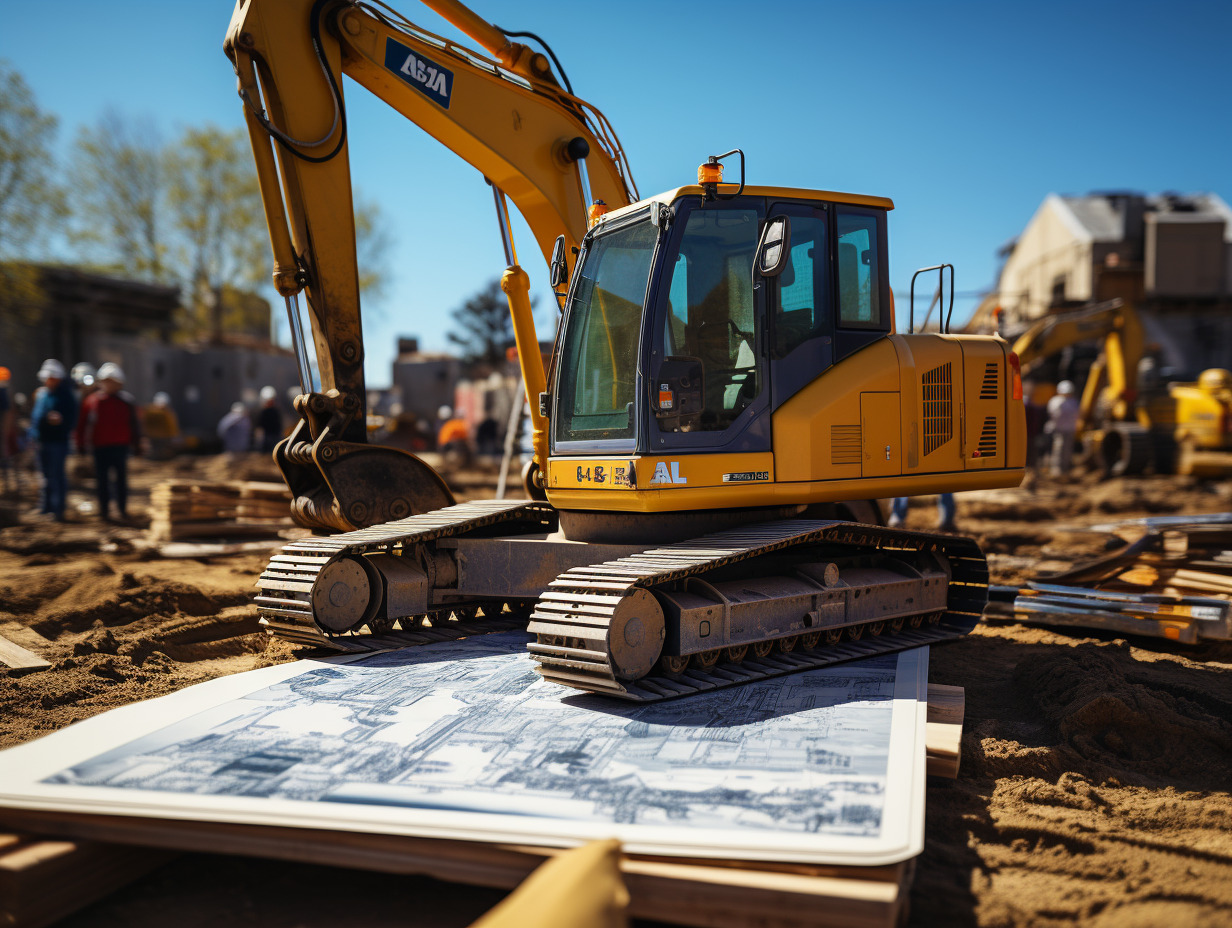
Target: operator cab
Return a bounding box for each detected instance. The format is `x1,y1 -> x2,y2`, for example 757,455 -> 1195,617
550,184 -> 893,458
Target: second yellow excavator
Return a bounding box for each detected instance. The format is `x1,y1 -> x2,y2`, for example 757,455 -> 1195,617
226,0 -> 1026,700
1011,299 -> 1232,477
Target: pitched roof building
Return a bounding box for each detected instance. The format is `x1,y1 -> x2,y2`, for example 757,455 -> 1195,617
972,191 -> 1232,375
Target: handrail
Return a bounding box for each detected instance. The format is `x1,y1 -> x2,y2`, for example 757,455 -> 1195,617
909,264 -> 954,334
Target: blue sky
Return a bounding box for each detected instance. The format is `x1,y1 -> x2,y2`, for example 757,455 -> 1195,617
4,0 -> 1230,388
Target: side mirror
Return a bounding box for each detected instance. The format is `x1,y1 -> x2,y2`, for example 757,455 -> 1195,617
549,235 -> 569,289
654,356 -> 704,431
754,216 -> 791,277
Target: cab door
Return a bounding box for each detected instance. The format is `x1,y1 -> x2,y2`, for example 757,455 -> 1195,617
645,197 -> 771,454
766,202 -> 834,409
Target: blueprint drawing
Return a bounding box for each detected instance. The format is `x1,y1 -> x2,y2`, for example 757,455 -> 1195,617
44,633 -> 912,840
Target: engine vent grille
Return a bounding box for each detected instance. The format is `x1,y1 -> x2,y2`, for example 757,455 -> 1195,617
977,416 -> 998,456
831,425 -> 862,465
922,362 -> 953,455
978,362 -> 999,400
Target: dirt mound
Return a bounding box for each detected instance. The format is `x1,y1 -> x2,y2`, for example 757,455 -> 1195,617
1015,642 -> 1232,789
913,622 -> 1232,927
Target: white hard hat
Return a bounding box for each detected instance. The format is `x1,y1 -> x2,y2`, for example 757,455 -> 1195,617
259,385 -> 277,402
71,362 -> 97,386
97,362 -> 126,384
152,392 -> 171,407
38,359 -> 66,381
438,405 -> 453,420
231,401 -> 247,414
1057,380 -> 1075,396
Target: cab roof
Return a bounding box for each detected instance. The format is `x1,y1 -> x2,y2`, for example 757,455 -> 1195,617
601,185 -> 895,225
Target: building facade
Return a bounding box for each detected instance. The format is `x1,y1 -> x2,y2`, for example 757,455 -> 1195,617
975,192 -> 1232,375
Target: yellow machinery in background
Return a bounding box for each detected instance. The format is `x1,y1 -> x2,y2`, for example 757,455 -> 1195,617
226,0 -> 1026,699
1011,299 -> 1232,477
1169,369 -> 1232,477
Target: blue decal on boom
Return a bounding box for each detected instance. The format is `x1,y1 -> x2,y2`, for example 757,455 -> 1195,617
384,37 -> 453,109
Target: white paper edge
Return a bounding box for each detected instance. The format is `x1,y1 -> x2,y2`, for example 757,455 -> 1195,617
0,646 -> 930,866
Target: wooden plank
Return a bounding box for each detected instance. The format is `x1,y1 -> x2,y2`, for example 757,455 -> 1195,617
623,858 -> 905,928
0,633 -> 51,673
0,811 -> 907,928
925,684 -> 964,779
0,834 -> 170,928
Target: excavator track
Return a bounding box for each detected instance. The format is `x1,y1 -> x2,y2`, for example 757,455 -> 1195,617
528,519 -> 987,701
255,498 -> 555,651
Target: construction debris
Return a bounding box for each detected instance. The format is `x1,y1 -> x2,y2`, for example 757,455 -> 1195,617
146,480 -> 294,542
986,514 -> 1232,641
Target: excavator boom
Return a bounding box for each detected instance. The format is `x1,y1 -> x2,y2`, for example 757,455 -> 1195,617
225,0 -> 636,530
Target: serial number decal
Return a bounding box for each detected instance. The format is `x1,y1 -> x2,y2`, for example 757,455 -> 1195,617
722,471 -> 770,483
384,38 -> 453,109
574,462 -> 633,487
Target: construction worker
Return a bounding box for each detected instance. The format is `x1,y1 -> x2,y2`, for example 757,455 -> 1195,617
77,362 -> 141,523
254,385 -> 283,453
142,392 -> 180,460
887,493 -> 957,533
1046,380 -> 1081,478
217,401 -> 252,453
436,405 -> 472,468
0,366 -> 13,493
29,359 -> 77,522
71,362 -> 99,401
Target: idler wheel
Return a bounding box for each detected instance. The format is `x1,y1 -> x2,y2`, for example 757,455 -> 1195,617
609,588 -> 666,681
866,621 -> 885,637
801,631 -> 821,650
752,641 -> 773,658
825,629 -> 843,645
312,557 -> 377,632
694,649 -> 721,670
846,624 -> 865,641
777,636 -> 799,653
724,644 -> 749,663
658,654 -> 690,675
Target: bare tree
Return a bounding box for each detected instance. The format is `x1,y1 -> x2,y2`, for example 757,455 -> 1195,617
447,279 -> 533,366
355,193 -> 392,308
0,64 -> 66,320
164,125 -> 267,339
68,109 -> 167,281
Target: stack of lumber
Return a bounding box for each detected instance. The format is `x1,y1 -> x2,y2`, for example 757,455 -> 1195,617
987,514 -> 1232,642
0,833 -> 168,928
0,685 -> 965,928
147,480 -> 293,542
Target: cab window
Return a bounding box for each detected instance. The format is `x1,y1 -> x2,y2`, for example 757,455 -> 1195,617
837,208 -> 883,328
660,207 -> 761,432
554,217 -> 657,445
773,213 -> 829,357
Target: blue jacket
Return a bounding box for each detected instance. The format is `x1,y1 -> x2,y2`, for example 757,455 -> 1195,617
29,380 -> 78,444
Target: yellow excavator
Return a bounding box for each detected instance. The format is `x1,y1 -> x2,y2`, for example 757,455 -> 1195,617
225,0 -> 1026,700
1011,299 -> 1232,477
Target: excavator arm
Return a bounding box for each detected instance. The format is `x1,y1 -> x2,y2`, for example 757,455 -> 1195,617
1011,298 -> 1146,427
224,0 -> 636,531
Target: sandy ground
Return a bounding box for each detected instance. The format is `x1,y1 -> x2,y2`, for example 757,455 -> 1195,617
1,456 -> 1231,927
